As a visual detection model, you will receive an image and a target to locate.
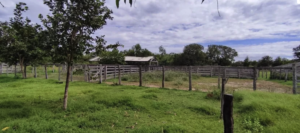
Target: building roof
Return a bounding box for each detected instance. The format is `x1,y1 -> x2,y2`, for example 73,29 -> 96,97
124,56 -> 155,62
89,56 -> 155,62
89,57 -> 101,62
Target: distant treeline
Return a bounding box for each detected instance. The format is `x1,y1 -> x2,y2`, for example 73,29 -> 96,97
92,43 -> 294,67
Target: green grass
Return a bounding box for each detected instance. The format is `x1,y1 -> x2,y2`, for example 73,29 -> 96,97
0,75 -> 300,132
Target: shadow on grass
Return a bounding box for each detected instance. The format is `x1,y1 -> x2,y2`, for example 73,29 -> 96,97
0,76 -> 22,83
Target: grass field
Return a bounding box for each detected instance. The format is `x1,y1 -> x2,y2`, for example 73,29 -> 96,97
106,71 -> 294,94
1,75 -> 300,132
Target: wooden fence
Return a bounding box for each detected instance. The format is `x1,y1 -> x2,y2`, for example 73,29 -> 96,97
0,63 -> 21,75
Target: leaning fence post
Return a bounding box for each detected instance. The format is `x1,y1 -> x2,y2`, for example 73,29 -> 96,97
223,94 -> 234,133
162,66 -> 165,88
118,65 -> 121,85
253,67 -> 257,91
220,78 -> 226,119
45,65 -> 48,79
139,65 -> 142,87
189,66 -> 192,91
293,64 -> 297,94
99,64 -> 102,84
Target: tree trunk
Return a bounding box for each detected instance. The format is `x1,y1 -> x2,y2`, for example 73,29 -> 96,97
19,58 -> 25,78
63,63 -> 71,110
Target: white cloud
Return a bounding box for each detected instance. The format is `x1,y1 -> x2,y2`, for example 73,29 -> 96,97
0,0 -> 300,60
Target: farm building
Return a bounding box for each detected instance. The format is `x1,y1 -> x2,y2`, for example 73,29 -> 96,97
89,56 -> 159,65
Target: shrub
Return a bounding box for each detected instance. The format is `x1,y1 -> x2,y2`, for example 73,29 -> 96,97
243,116 -> 264,133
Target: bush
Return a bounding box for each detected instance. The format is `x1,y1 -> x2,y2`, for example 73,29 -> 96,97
243,116 -> 264,133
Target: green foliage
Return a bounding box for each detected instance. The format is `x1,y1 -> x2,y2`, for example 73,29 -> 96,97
206,45 -> 238,66
243,116 -> 264,133
244,56 -> 251,67
99,48 -> 125,64
124,44 -> 153,57
0,2 -> 46,78
258,56 -> 273,67
205,89 -> 221,100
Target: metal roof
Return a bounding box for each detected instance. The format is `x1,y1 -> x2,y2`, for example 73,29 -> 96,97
125,56 -> 155,62
89,57 -> 101,62
89,56 -> 155,62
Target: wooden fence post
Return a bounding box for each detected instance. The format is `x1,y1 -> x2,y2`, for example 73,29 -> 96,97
34,66 -> 37,78
118,65 -> 121,85
58,65 -> 61,81
210,67 -> 213,77
189,66 -> 192,91
238,69 -> 240,79
253,67 -> 257,91
114,66 -> 116,79
218,67 -> 221,89
99,64 -> 102,84
162,66 -> 165,88
285,70 -> 288,82
0,63 -> 2,75
14,65 -> 16,77
88,65 -> 90,82
223,94 -> 234,133
24,65 -> 27,78
84,65 -> 87,82
264,69 -> 266,79
139,65 -> 142,87
220,78 -> 226,119
52,65 -> 55,73
104,65 -> 107,81
293,64 -> 297,94
45,65 -> 48,79
280,69 -> 282,80
70,65 -> 73,82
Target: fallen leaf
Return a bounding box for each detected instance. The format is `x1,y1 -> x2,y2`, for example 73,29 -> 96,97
2,127 -> 9,131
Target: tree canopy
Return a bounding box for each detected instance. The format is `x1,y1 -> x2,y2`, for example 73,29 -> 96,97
40,0 -> 113,110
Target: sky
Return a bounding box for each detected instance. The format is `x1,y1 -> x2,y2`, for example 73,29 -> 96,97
0,0 -> 300,61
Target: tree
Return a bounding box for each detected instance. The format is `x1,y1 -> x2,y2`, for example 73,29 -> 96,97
0,3 -> 44,78
206,45 -> 238,66
115,0 -> 206,8
232,61 -> 243,66
258,56 -> 273,67
124,44 -> 153,57
243,56 -> 250,67
99,48 -> 125,64
40,0 -> 113,110
273,56 -> 283,66
293,45 -> 300,60
159,45 -> 166,55
180,43 -> 206,66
